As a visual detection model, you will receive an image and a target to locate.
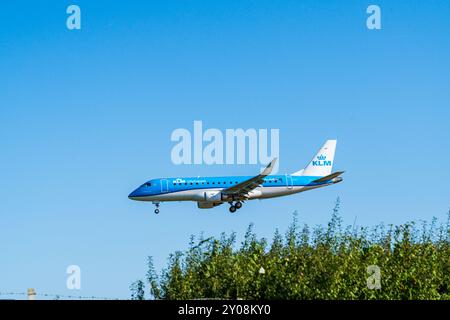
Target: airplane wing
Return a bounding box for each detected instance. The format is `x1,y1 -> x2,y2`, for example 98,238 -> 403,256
312,171 -> 345,183
222,158 -> 277,199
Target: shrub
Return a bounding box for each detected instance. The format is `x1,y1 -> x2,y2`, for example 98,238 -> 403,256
132,200 -> 450,300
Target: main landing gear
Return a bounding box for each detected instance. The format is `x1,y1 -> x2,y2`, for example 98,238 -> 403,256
229,201 -> 243,213
153,202 -> 160,214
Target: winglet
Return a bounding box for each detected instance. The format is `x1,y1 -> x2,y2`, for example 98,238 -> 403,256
261,158 -> 277,176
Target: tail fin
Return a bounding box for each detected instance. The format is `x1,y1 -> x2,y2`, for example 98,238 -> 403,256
292,140 -> 337,177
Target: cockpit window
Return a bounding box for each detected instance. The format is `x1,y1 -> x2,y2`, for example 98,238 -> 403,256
145,182 -> 152,187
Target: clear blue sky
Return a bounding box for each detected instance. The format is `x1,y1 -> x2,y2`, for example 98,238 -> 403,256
0,1 -> 449,299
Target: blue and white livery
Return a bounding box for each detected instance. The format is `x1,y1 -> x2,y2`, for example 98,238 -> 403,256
128,140 -> 344,213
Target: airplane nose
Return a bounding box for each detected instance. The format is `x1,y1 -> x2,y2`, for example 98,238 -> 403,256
128,189 -> 140,199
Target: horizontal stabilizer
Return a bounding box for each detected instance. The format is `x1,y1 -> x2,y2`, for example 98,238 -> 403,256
312,171 -> 345,183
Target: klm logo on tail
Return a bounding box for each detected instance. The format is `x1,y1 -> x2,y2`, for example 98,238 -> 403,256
312,154 -> 332,167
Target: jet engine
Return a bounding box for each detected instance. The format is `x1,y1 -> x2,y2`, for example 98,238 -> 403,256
192,190 -> 234,203
203,190 -> 235,202
197,202 -> 221,209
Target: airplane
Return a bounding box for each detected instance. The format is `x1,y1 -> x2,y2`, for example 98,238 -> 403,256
128,140 -> 344,214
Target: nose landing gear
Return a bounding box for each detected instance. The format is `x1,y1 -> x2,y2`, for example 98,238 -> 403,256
153,202 -> 160,214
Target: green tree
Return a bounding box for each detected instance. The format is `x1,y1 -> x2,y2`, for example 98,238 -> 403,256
130,279 -> 145,300
131,201 -> 450,300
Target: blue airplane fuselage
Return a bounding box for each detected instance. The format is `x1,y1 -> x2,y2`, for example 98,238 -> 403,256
128,174 -> 341,203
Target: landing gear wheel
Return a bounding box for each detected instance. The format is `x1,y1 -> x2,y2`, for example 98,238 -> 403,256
235,201 -> 242,209
153,202 -> 160,214
229,206 -> 237,213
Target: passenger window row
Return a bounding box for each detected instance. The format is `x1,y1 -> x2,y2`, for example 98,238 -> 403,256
172,179 -> 283,186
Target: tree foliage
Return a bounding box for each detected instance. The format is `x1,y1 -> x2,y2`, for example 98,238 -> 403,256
135,200 -> 450,300
130,279 -> 145,300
